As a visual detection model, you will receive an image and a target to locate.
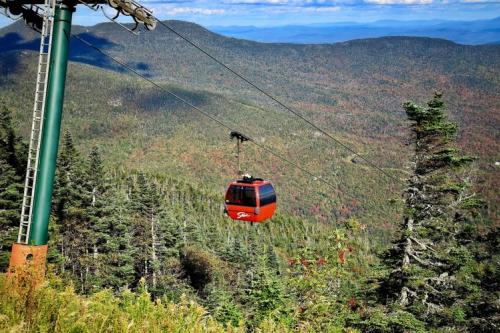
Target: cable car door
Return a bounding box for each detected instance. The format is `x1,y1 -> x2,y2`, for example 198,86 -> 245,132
225,184 -> 258,222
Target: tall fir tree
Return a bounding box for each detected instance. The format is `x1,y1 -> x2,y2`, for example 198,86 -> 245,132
98,184 -> 136,290
53,130 -> 79,223
379,93 -> 484,331
52,131 -> 94,292
129,173 -> 165,292
0,103 -> 26,270
85,147 -> 112,290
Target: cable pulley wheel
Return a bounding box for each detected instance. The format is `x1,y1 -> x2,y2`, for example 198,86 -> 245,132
108,0 -> 120,9
120,0 -> 132,16
144,19 -> 156,31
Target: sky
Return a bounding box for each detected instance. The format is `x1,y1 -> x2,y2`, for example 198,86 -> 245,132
1,0 -> 499,28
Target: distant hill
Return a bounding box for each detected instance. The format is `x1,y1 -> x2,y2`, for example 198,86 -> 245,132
0,19 -> 498,222
210,17 -> 500,45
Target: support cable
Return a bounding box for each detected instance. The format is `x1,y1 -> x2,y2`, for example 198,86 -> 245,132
155,20 -> 401,183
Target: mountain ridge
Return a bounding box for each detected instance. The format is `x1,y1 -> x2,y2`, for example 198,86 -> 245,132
4,18 -> 498,49
210,17 -> 500,45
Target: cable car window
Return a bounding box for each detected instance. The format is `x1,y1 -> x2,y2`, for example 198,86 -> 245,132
259,184 -> 276,206
225,185 -> 257,207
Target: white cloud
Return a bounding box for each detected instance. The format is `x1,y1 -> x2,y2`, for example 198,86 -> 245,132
170,7 -> 226,15
223,1 -> 295,3
364,0 -> 433,3
460,0 -> 500,3
305,6 -> 341,11
152,5 -> 226,15
222,0 -> 343,5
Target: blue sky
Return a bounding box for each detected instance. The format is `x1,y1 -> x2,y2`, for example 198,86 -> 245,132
1,0 -> 499,27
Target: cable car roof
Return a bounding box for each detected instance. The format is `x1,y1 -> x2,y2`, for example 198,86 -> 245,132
232,176 -> 267,185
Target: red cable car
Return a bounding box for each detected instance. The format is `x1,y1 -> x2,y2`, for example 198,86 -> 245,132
225,176 -> 277,223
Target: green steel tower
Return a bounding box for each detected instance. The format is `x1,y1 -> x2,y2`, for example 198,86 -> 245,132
29,3 -> 74,246
5,0 -> 156,281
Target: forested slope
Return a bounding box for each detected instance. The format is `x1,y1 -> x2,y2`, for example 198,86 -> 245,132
0,50 -> 403,228
1,20 -> 498,220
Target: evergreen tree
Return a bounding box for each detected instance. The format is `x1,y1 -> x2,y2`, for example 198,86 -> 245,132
379,93 -> 483,330
129,173 -> 164,292
467,227 -> 499,332
53,130 -> 79,223
52,131 -> 94,292
0,103 -> 26,270
98,185 -> 136,290
266,245 -> 280,275
242,253 -> 289,328
85,147 -> 109,287
205,284 -> 244,328
225,238 -> 249,268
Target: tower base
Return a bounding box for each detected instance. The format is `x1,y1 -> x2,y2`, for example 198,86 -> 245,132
7,243 -> 48,288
